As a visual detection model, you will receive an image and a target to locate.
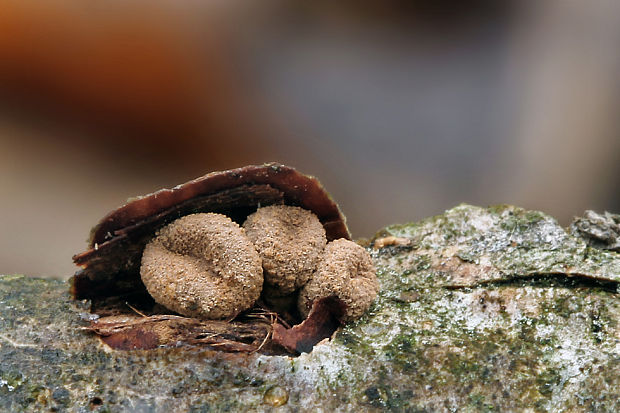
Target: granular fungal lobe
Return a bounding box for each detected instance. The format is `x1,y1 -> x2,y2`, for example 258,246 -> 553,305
244,205 -> 327,297
299,239 -> 379,322
140,213 -> 263,320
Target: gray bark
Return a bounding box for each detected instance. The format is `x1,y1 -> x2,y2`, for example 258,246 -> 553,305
1,204 -> 619,412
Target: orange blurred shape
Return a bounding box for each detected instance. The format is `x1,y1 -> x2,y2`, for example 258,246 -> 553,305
0,1 -> 264,167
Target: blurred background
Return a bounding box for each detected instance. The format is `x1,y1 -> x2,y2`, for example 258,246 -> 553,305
1,0 -> 619,279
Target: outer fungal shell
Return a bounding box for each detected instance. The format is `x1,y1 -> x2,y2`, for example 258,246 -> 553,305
140,213 -> 263,319
243,205 -> 327,296
298,239 -> 379,322
72,163 -> 350,301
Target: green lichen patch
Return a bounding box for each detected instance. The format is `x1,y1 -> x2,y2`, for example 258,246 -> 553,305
383,204 -> 620,286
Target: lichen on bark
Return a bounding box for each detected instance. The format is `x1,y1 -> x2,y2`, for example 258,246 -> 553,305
1,204 -> 619,412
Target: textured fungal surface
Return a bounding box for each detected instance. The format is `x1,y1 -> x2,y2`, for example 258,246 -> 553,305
140,213 -> 263,319
1,204 -> 619,412
243,205 -> 327,296
299,239 -> 379,322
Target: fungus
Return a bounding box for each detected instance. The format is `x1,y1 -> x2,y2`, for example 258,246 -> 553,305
140,213 -> 263,319
298,239 -> 379,322
71,164 -> 367,354
243,205 -> 327,297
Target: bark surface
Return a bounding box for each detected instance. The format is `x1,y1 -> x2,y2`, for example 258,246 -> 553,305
1,204 -> 619,412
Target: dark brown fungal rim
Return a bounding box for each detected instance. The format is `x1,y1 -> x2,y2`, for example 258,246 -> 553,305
72,163 -> 351,355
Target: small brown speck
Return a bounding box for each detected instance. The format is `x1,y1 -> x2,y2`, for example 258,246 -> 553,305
373,236 -> 411,249
263,385 -> 289,407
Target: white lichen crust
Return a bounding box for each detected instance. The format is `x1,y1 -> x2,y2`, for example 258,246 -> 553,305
243,205 -> 327,297
298,238 -> 379,322
140,213 -> 263,319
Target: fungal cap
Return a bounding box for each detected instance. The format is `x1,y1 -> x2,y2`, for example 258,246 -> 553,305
298,238 -> 379,322
243,205 -> 327,296
140,213 -> 263,320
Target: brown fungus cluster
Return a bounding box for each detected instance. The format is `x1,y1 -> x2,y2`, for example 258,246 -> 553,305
72,164 -> 378,354
140,206 -> 377,323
